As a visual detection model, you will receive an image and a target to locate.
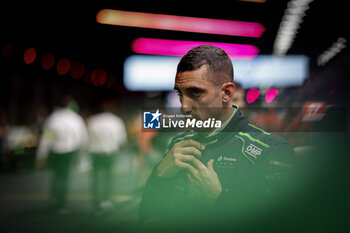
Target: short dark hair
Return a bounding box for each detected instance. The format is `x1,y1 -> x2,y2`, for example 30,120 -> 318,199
176,45 -> 234,85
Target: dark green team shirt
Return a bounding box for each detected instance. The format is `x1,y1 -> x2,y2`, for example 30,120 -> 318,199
140,105 -> 295,230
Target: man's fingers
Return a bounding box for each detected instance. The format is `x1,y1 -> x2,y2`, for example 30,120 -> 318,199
175,159 -> 197,175
207,159 -> 215,172
177,139 -> 205,150
180,155 -> 206,170
177,147 -> 202,159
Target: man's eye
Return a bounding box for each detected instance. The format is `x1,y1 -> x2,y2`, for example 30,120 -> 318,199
190,90 -> 200,97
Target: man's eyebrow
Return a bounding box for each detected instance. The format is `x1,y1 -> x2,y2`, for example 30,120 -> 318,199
185,86 -> 205,92
174,86 -> 206,93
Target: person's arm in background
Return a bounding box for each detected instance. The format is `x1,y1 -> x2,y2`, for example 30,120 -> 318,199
35,121 -> 54,169
75,117 -> 90,172
79,119 -> 90,155
116,117 -> 128,150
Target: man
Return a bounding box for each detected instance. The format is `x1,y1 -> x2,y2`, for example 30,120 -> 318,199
36,96 -> 88,213
140,45 -> 294,232
87,99 -> 127,213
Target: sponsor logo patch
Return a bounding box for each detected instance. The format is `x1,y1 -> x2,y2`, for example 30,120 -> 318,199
245,143 -> 262,158
216,155 -> 237,168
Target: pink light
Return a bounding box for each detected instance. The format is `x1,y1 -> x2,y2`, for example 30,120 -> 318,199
97,9 -> 265,38
246,88 -> 261,104
131,38 -> 259,59
265,88 -> 279,103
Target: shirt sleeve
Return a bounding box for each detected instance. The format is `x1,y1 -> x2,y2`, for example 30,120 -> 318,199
139,138 -> 178,225
139,163 -> 177,226
117,119 -> 128,147
213,141 -> 295,217
259,142 -> 295,195
36,121 -> 54,160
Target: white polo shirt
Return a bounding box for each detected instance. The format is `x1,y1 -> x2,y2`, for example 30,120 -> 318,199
36,108 -> 88,160
87,112 -> 127,155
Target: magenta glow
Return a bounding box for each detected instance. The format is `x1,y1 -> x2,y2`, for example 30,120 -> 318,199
131,38 -> 259,59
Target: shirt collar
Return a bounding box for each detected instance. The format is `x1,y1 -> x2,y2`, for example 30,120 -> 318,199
193,104 -> 249,143
208,106 -> 237,136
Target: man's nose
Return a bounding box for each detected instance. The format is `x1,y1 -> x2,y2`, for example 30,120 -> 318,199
181,97 -> 193,115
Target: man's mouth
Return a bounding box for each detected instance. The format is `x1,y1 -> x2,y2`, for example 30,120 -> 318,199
189,113 -> 200,120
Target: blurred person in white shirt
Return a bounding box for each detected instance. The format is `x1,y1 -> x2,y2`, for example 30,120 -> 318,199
36,96 -> 88,213
87,98 -> 127,212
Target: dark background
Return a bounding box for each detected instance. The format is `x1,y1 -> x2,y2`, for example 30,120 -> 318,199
1,0 -> 349,123
0,1 -> 349,233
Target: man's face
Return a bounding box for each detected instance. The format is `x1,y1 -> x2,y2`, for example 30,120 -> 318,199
174,65 -> 223,121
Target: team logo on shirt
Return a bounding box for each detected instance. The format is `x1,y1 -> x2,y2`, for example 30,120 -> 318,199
245,143 -> 262,158
143,110 -> 162,129
216,155 -> 237,168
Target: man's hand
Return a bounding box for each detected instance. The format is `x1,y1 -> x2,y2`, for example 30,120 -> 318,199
187,159 -> 222,204
157,139 -> 205,179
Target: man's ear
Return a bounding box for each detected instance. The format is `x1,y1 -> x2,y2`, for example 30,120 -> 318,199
221,82 -> 236,103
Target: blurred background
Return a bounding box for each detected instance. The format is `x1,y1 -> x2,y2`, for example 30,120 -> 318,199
0,1 -> 349,233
